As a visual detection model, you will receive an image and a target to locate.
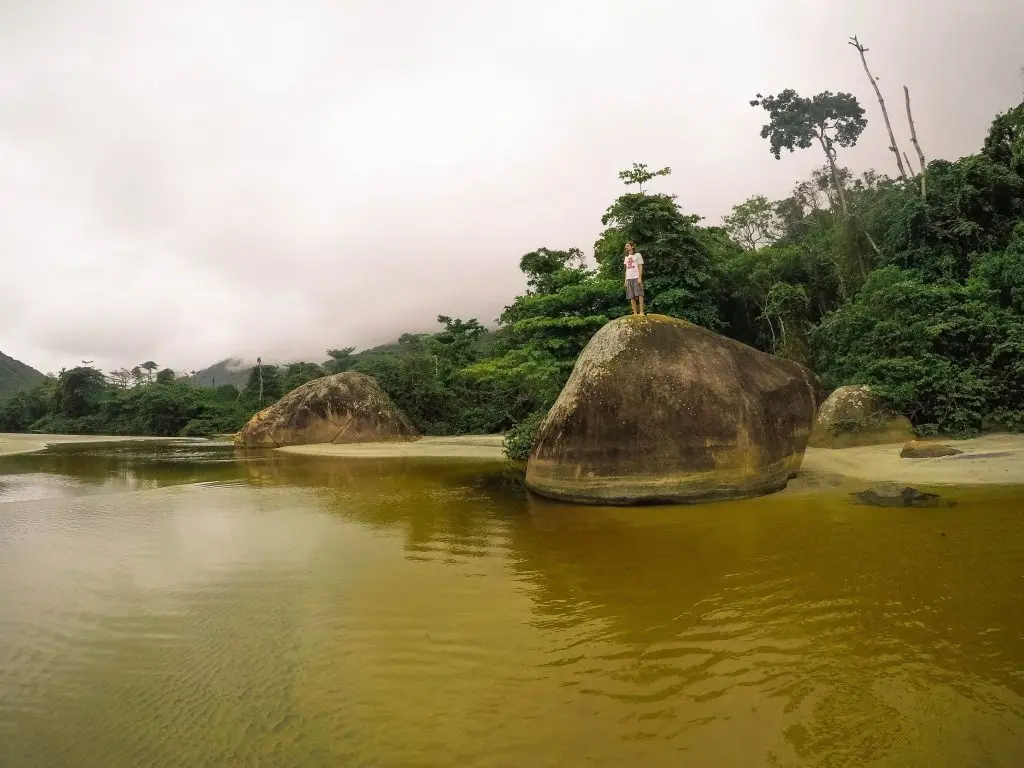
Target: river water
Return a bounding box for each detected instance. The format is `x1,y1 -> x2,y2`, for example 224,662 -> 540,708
1,441 -> 1023,767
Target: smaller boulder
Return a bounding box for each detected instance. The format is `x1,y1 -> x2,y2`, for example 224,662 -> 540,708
853,484 -> 947,508
809,385 -> 914,449
235,372 -> 418,448
899,441 -> 963,459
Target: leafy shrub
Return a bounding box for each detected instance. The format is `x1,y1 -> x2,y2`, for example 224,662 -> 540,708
502,410 -> 547,461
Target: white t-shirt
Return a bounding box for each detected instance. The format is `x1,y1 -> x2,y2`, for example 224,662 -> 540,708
624,252 -> 644,280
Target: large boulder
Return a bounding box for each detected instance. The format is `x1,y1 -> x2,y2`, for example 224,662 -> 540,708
234,372 -> 418,448
524,314 -> 819,505
808,385 -> 914,449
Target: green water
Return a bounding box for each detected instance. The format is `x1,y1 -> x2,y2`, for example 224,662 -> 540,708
1,441 -> 1023,767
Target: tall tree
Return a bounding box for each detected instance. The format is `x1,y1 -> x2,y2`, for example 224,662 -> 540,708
140,361 -> 158,383
54,366 -> 107,418
750,89 -> 867,218
722,195 -> 781,251
108,368 -> 132,389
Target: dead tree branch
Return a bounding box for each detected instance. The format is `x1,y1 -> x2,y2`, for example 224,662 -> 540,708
849,35 -> 908,180
903,150 -> 916,175
903,85 -> 927,201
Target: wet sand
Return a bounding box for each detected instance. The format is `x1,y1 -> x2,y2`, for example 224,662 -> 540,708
277,435 -> 506,460
282,433 -> 1024,487
795,434 -> 1024,488
0,433 -> 190,458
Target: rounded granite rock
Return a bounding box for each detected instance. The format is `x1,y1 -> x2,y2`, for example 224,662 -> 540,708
808,384 -> 915,449
234,372 -> 419,448
524,314 -> 819,505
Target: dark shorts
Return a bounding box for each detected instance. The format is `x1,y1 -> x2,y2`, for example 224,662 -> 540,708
626,278 -> 644,300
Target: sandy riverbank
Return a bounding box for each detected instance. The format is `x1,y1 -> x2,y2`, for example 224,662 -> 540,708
280,433 -> 1024,487
0,433 -> 187,458
794,434 -> 1024,488
5,431 -> 1023,487
277,435 -> 506,460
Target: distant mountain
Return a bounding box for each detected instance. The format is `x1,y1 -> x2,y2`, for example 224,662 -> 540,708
0,351 -> 45,399
187,358 -> 256,389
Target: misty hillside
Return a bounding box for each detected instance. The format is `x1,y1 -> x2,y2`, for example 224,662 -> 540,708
0,351 -> 45,399
187,358 -> 255,389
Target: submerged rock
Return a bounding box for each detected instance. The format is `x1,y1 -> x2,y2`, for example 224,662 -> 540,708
808,385 -> 914,449
853,485 -> 946,508
234,372 -> 419,448
524,314 -> 818,505
899,440 -> 963,459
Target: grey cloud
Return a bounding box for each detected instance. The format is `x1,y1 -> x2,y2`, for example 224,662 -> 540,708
1,0 -> 1021,374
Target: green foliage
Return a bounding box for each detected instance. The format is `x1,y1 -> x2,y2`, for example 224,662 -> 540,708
984,102 -> 1024,176
871,155 -> 1024,280
595,168 -> 723,329
55,366 -> 108,418
722,195 -> 781,251
974,223 -> 1024,312
282,362 -> 325,393
502,409 -> 547,461
750,89 -> 867,161
0,366 -> 252,438
350,317 -> 513,435
812,267 -> 1024,434
325,347 -> 356,374
617,162 -> 671,193
243,364 -> 284,407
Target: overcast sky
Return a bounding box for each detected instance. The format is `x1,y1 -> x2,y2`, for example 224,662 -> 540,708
1,0 -> 1021,375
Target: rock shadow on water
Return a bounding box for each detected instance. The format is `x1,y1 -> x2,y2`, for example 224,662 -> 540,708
852,484 -> 955,508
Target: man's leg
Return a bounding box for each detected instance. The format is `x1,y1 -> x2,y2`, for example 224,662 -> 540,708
638,294 -> 645,316
630,297 -> 638,315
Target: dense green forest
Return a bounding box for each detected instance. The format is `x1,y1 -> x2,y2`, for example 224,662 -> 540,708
2,70 -> 1022,458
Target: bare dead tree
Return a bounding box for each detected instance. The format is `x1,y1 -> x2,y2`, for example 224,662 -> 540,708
903,85 -> 927,201
903,150 -> 916,175
849,35 -> 908,180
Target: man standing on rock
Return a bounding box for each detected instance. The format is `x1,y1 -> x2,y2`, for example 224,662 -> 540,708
624,242 -> 645,316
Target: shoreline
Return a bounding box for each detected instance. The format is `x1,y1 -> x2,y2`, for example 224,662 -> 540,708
795,433 -> 1024,488
276,435 -> 506,461
278,433 -> 1024,488
0,433 -> 200,458
4,431 -> 1023,488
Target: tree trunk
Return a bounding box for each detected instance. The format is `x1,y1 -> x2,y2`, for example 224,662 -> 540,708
817,134 -> 849,218
862,229 -> 883,262
903,85 -> 927,201
849,36 -> 908,179
903,150 -> 916,175
760,297 -> 776,350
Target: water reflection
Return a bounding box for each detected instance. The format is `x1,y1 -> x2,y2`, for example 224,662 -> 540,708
1,441 -> 1023,766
